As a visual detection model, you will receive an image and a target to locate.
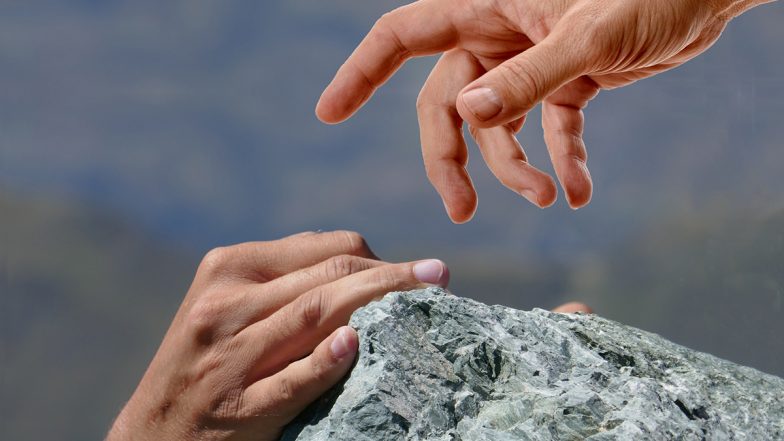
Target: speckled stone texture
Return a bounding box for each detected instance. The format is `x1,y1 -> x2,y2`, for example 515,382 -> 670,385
282,288 -> 784,440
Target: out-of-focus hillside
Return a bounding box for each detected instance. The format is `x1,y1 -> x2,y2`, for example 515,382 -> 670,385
0,189 -> 576,441
1,1 -> 784,440
0,191 -> 198,440
1,1 -> 782,258
1,191 -> 782,441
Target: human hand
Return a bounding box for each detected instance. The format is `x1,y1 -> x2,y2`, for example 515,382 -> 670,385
106,231 -> 449,441
317,0 -> 771,222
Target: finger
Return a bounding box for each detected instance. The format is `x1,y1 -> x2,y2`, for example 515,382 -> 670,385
316,0 -> 458,124
237,259 -> 449,380
552,302 -> 593,314
243,326 -> 358,431
542,77 -> 600,209
469,124 -> 558,208
456,31 -> 589,129
417,50 -> 484,223
232,256 -> 385,328
197,230 -> 378,283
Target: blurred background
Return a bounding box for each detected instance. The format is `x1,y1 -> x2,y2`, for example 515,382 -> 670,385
1,1 -> 783,439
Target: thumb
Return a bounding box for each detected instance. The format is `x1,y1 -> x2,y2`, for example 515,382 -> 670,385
456,35 -> 588,128
243,326 -> 359,437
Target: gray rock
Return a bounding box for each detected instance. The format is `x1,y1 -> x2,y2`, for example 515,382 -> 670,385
282,288 -> 784,440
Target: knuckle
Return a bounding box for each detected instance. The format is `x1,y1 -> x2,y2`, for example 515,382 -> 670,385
198,246 -> 234,277
276,375 -> 297,404
497,59 -> 543,111
559,135 -> 588,162
186,299 -> 227,345
423,162 -> 439,183
373,12 -> 393,31
373,12 -> 396,36
415,84 -> 445,114
373,11 -> 409,58
368,265 -> 407,291
298,290 -> 328,330
415,87 -> 430,112
207,389 -> 243,421
309,354 -> 332,384
423,158 -> 462,188
323,254 -> 363,280
336,230 -> 369,256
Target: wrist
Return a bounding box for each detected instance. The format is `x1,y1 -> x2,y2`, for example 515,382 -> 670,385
708,0 -> 777,21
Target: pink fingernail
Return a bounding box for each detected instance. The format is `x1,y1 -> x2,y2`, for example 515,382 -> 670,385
330,327 -> 357,359
413,259 -> 449,287
462,87 -> 503,121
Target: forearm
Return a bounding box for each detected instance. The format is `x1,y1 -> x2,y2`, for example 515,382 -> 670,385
710,0 -> 778,20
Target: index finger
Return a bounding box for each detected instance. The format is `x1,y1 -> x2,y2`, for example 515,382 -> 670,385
237,259 -> 449,381
315,0 -> 458,124
196,230 -> 378,284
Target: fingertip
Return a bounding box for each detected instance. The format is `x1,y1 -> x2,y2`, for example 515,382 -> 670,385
538,175 -> 559,208
413,259 -> 450,287
555,157 -> 592,209
441,189 -> 478,224
446,201 -> 476,224
330,326 -> 359,360
439,264 -> 451,287
316,74 -> 367,125
565,176 -> 593,209
514,172 -> 558,209
448,210 -> 474,224
315,92 -> 346,125
567,196 -> 591,210
553,302 -> 594,314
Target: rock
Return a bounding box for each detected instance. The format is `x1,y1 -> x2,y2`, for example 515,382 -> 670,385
282,288 -> 784,440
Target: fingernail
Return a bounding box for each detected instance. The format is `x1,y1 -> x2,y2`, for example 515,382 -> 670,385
330,327 -> 357,359
413,259 -> 449,287
520,189 -> 541,207
462,87 -> 502,121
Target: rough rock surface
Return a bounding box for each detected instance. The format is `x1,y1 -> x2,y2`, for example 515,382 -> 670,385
282,288 -> 784,440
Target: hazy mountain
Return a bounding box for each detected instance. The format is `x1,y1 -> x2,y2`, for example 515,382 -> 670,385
1,1 -> 782,258
1,191 -> 198,440
2,193 -> 782,441
1,1 -> 783,440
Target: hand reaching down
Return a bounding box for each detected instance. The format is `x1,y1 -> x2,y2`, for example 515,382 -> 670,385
317,0 -> 774,222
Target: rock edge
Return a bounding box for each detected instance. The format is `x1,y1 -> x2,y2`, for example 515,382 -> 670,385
283,288 -> 784,440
